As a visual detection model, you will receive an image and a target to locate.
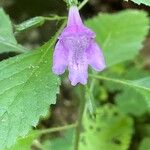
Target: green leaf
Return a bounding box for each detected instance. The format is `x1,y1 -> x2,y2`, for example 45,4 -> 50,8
49,130 -> 73,150
0,39 -> 60,149
79,105 -> 133,150
139,137 -> 150,150
0,8 -> 27,53
91,75 -> 150,116
91,74 -> 150,93
125,0 -> 150,6
116,88 -> 149,116
15,17 -> 45,33
86,10 -> 149,66
42,140 -> 51,150
101,65 -> 150,116
5,131 -> 37,150
15,15 -> 66,33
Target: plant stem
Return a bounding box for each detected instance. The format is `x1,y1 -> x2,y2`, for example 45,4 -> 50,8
68,0 -> 78,6
89,74 -> 150,92
89,75 -> 97,112
53,20 -> 67,43
74,88 -> 87,150
43,16 -> 67,21
72,1 -> 89,149
85,83 -> 95,114
46,1 -> 89,148
37,123 -> 77,135
78,0 -> 88,10
26,124 -> 77,140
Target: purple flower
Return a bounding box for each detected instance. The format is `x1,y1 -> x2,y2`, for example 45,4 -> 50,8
52,6 -> 105,86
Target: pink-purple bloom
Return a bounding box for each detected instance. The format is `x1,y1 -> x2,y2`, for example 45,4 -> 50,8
52,6 -> 105,86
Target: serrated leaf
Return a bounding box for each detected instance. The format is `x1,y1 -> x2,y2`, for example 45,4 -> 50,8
86,10 -> 149,66
125,0 -> 150,6
79,105 -> 133,150
0,39 -> 60,149
0,8 -> 27,53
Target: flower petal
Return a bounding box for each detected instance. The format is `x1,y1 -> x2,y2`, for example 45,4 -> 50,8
52,40 -> 68,74
67,6 -> 83,27
68,66 -> 88,86
87,42 -> 106,71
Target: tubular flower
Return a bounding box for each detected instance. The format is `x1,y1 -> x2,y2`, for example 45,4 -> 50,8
52,6 -> 105,86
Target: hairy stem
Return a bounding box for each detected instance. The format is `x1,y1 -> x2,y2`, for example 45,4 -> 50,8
72,0 -> 89,149
37,123 -> 77,135
24,124 -> 76,140
89,76 -> 97,112
14,16 -> 66,34
74,88 -> 87,150
43,16 -> 67,21
85,83 -> 95,114
89,74 -> 150,92
78,0 -> 88,10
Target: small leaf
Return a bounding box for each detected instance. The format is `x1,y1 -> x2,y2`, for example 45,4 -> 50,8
86,10 -> 149,66
15,17 -> 45,33
125,0 -> 150,6
0,39 -> 60,149
0,8 -> 27,53
79,105 -> 133,150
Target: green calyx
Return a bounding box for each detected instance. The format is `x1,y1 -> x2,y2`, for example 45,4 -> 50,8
68,0 -> 78,6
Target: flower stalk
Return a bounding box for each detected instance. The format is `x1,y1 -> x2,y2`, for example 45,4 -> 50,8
68,0 -> 78,6
74,87 -> 87,150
